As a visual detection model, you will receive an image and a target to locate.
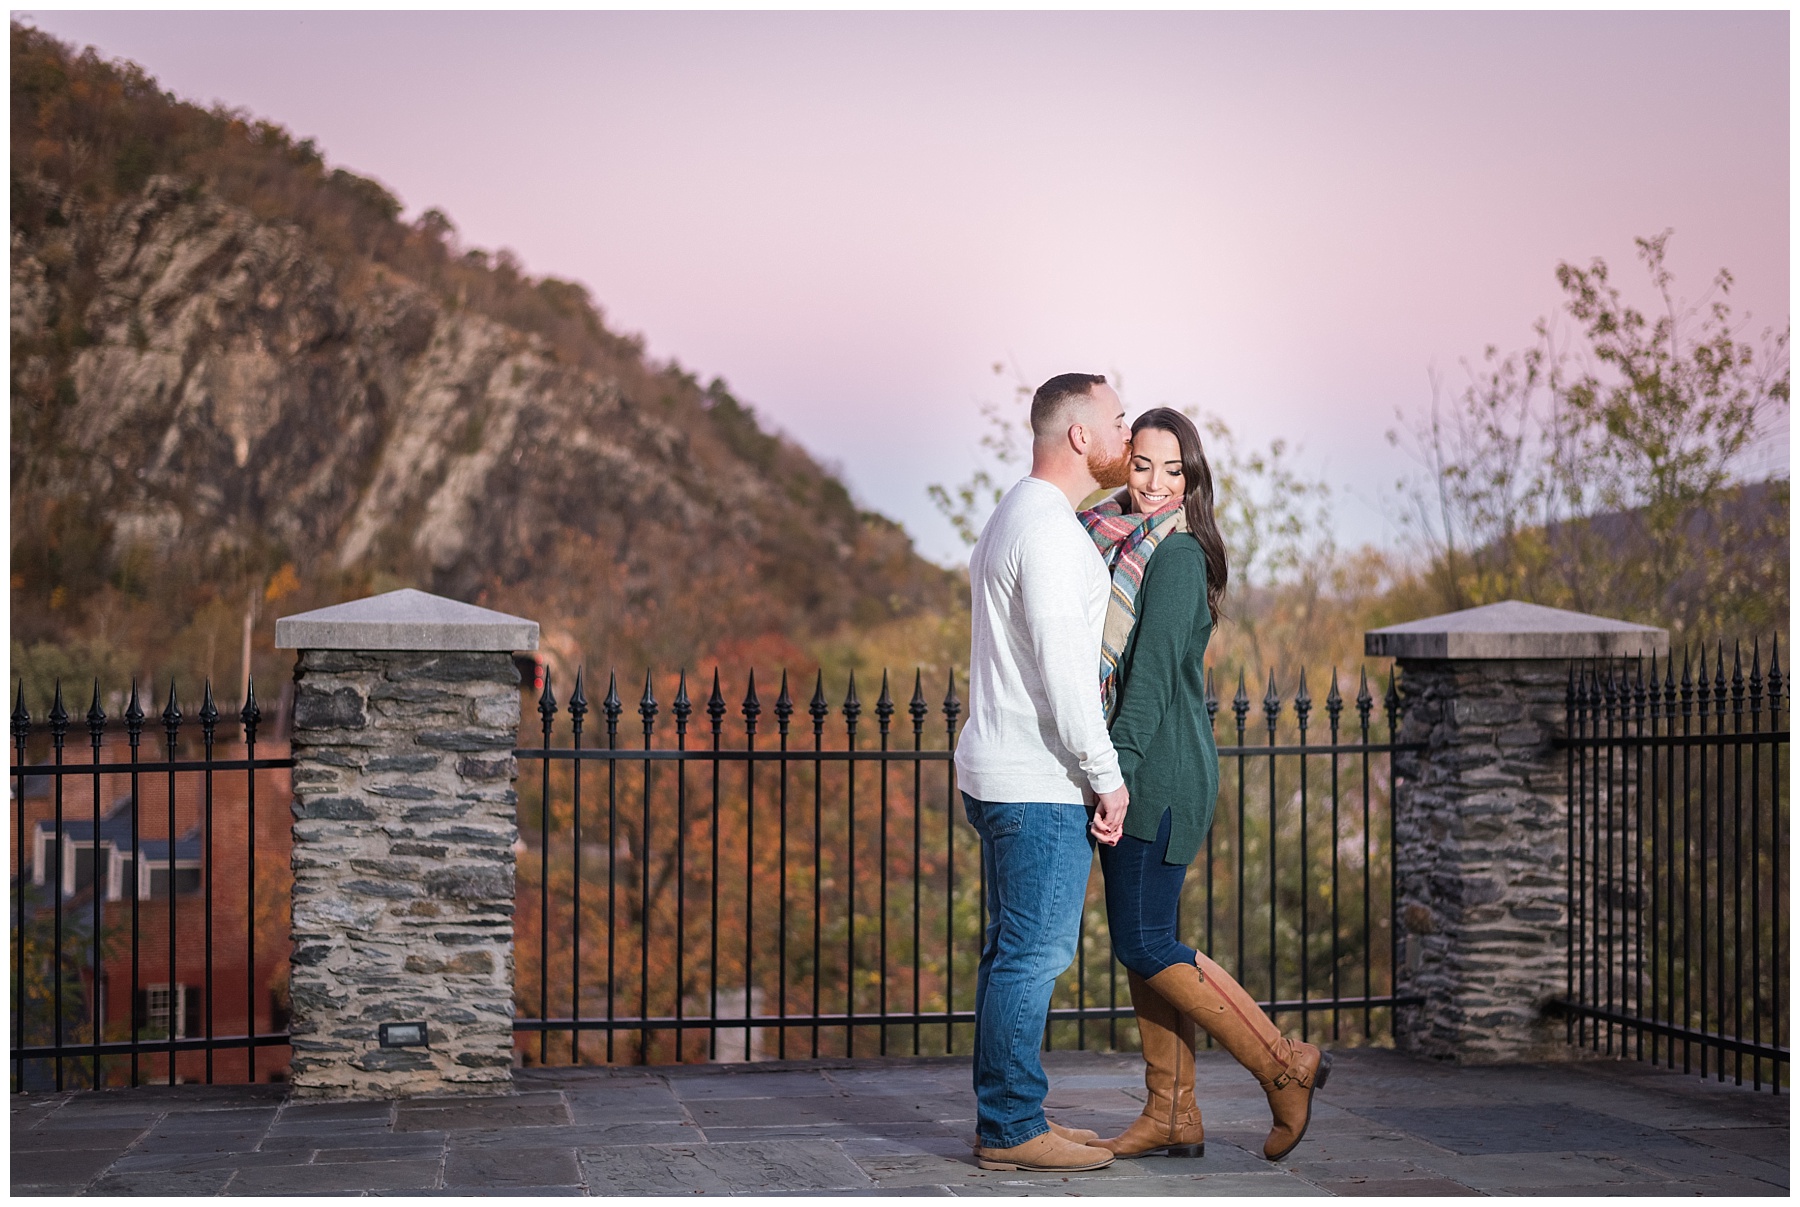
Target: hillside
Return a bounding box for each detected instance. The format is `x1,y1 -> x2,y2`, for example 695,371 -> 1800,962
10,24 -> 963,713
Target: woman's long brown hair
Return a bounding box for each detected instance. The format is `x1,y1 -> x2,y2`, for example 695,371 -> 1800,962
1131,407 -> 1229,622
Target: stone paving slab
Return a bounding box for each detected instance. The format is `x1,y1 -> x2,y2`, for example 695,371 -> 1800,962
10,1047 -> 1788,1195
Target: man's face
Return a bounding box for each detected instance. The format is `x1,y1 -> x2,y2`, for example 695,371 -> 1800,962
1081,384 -> 1131,489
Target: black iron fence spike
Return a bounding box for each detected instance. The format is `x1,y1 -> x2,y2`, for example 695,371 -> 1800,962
87,679 -> 106,732
1233,668 -> 1250,717
126,680 -> 144,730
603,670 -> 623,720
1295,668 -> 1312,708
1203,666 -> 1216,705
843,669 -> 862,722
640,668 -> 658,714
1749,640 -> 1764,704
811,670 -> 830,720
11,680 -> 28,737
1357,666 -> 1373,716
942,668 -> 961,720
51,680 -> 69,734
241,676 -> 262,730
1732,640 -> 1745,694
570,668 -> 589,718
741,669 -> 761,719
1326,668 -> 1342,711
876,669 -> 894,715
707,668 -> 726,722
1713,641 -> 1728,712
909,669 -> 928,722
1384,668 -> 1401,722
538,664 -> 558,719
201,679 -> 219,728
673,670 -> 692,721
161,678 -> 181,738
775,670 -> 794,717
1769,634 -> 1784,714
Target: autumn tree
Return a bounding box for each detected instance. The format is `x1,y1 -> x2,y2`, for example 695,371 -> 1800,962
1390,232 -> 1789,640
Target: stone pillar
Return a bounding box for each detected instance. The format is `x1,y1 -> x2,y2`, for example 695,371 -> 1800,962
275,588 -> 538,1098
1366,600 -> 1667,1064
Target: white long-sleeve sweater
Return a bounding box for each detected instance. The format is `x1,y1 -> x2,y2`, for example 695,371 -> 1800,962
954,477 -> 1124,804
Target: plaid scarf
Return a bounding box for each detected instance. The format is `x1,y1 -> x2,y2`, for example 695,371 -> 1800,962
1079,490 -> 1189,719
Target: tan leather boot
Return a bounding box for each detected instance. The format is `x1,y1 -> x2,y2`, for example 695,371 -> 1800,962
975,1129 -> 1116,1172
1145,953 -> 1331,1161
1094,971 -> 1204,1158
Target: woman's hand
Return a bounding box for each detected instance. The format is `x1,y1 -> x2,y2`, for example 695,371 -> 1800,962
1090,783 -> 1128,846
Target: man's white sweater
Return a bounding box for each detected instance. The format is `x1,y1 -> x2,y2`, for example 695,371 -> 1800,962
954,477 -> 1124,805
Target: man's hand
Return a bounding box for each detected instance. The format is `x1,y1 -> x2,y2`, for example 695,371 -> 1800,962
1090,783 -> 1129,846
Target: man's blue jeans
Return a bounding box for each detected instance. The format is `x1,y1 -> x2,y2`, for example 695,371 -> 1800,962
962,793 -> 1094,1149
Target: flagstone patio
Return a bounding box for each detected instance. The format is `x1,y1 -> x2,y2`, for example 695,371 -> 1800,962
11,1047 -> 1788,1196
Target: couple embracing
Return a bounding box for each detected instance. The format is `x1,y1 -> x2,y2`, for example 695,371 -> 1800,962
954,373 -> 1330,1173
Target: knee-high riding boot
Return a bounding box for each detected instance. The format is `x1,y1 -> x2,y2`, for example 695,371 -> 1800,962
1145,953 -> 1331,1161
1094,971 -> 1204,1157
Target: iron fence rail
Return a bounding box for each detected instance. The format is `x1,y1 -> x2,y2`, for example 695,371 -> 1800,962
513,663 -> 1422,1066
1553,642 -> 1789,1093
10,679 -> 294,1093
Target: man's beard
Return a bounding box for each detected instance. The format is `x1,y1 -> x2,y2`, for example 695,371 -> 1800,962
1087,445 -> 1131,490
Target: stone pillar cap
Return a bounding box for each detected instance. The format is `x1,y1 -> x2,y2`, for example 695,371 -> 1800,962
1365,599 -> 1668,660
276,588 -> 539,652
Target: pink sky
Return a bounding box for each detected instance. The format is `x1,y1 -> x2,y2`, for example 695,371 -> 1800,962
20,10 -> 1789,565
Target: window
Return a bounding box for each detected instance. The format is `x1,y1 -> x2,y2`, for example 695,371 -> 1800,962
72,846 -> 101,895
35,836 -> 125,900
138,983 -> 189,1039
146,866 -> 202,899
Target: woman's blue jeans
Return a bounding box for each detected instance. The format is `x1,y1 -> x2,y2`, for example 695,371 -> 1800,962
1097,808 -> 1198,978
962,793 -> 1094,1149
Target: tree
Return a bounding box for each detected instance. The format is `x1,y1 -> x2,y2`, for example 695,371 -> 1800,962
1390,232 -> 1789,638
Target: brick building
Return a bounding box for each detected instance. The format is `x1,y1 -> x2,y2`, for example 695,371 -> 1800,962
13,737 -> 292,1086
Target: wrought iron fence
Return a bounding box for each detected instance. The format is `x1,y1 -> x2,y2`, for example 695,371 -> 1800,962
9,679 -> 294,1092
1553,642 -> 1789,1091
512,662 -> 1422,1065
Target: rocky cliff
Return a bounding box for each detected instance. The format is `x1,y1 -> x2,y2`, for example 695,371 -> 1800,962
11,23 -> 957,696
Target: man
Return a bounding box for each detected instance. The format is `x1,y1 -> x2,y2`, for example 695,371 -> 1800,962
955,372 -> 1134,1172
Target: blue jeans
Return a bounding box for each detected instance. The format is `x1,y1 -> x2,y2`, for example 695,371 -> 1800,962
963,793 -> 1094,1149
1098,808 -> 1198,978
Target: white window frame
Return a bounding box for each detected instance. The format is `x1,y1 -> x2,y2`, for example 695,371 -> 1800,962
32,830 -> 127,901
145,982 -> 189,1039
139,858 -> 203,901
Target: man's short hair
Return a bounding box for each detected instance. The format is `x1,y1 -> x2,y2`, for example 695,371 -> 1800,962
1030,373 -> 1108,443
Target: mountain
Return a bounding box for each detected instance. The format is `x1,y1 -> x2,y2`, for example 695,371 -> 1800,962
10,23 -> 961,708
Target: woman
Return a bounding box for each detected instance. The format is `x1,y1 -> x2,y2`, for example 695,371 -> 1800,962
1078,408 -> 1329,1163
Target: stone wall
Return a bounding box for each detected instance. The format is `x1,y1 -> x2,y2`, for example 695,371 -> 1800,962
287,648 -> 521,1097
1390,657 -> 1579,1062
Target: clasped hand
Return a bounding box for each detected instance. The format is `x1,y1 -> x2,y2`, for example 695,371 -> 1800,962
1090,783 -> 1128,846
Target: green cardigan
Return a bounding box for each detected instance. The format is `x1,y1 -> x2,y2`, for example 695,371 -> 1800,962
1108,533 -> 1219,865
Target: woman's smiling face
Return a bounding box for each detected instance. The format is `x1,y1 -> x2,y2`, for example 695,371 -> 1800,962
1127,425 -> 1184,514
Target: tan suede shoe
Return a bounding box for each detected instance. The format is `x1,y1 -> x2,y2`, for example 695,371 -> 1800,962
1048,1118 -> 1100,1144
975,1130 -> 1116,1172
967,1118 -> 1099,1149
